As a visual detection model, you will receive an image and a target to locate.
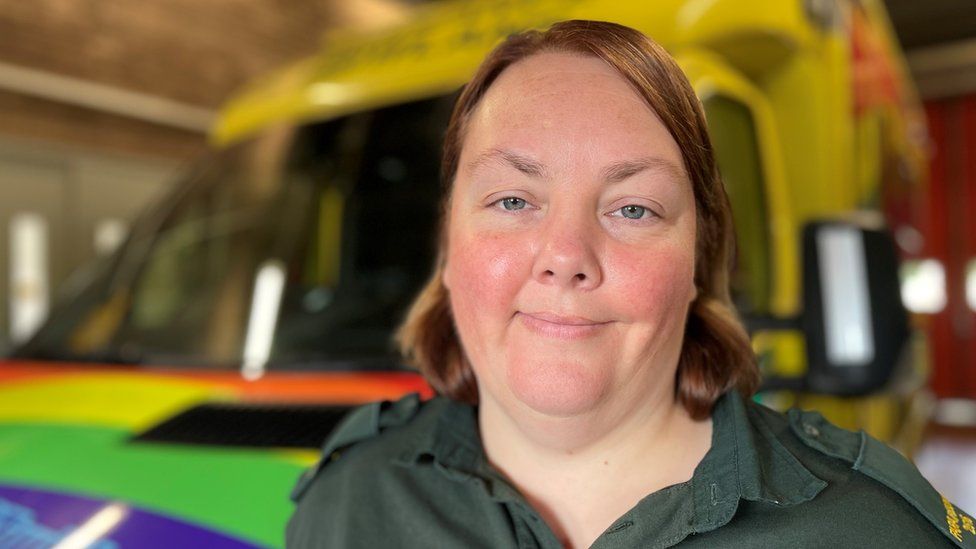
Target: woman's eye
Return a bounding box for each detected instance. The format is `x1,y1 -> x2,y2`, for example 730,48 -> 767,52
618,205 -> 648,219
497,197 -> 527,211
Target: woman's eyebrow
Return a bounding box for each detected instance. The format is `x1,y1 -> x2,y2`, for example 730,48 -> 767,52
468,148 -> 549,179
602,157 -> 686,184
467,149 -> 684,185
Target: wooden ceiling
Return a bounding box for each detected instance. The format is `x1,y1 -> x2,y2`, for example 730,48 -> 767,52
0,0 -> 336,109
0,0 -> 408,158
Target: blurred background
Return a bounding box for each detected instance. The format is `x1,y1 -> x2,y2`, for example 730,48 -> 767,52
0,0 -> 974,545
0,0 -> 410,355
5,0 -> 976,368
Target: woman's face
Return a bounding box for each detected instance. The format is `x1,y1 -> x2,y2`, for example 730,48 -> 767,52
444,52 -> 697,419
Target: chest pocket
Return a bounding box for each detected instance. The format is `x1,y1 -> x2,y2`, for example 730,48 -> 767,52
789,408 -> 976,548
290,393 -> 422,502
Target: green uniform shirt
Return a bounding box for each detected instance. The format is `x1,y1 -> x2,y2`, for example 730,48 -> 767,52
287,392 -> 976,548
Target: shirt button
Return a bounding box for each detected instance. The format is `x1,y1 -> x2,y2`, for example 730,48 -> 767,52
802,423 -> 820,437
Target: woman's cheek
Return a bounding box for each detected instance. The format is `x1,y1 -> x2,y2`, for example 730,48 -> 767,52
450,230 -> 528,298
446,229 -> 532,352
604,240 -> 696,320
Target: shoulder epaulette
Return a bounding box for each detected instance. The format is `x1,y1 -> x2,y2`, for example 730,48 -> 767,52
788,408 -> 976,548
290,393 -> 422,502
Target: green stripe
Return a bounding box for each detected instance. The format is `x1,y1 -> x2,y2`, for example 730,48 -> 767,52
0,423 -> 306,548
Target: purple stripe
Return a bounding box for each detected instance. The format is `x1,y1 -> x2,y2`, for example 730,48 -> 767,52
0,484 -> 262,548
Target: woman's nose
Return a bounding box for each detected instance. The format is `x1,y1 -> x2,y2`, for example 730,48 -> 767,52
531,215 -> 603,290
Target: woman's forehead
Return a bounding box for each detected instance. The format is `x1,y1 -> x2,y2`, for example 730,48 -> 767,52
481,52 -> 646,116
496,52 -> 620,89
462,52 -> 683,176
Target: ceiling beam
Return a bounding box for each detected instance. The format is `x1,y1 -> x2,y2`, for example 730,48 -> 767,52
0,60 -> 214,133
908,38 -> 976,99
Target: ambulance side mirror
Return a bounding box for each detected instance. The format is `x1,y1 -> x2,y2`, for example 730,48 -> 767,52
800,221 -> 910,395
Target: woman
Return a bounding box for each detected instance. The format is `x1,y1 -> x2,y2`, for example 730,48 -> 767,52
288,20 -> 970,548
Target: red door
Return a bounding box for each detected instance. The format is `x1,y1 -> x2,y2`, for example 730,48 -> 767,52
922,97 -> 976,399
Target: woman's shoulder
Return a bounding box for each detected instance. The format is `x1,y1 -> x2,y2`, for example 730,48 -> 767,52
290,393 -> 450,500
286,394 -> 490,548
739,397 -> 974,547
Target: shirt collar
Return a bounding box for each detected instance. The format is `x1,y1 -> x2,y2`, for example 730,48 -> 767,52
690,391 -> 827,534
398,391 -> 827,534
395,397 -> 517,496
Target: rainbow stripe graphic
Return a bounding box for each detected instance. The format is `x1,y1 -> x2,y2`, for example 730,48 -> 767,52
0,360 -> 430,547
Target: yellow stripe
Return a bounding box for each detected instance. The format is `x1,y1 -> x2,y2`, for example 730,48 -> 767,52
270,448 -> 321,467
0,373 -> 234,431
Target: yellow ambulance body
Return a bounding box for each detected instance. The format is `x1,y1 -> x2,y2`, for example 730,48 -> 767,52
211,0 -> 928,449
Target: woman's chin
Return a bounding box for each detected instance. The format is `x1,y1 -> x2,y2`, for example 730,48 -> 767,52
505,359 -> 612,418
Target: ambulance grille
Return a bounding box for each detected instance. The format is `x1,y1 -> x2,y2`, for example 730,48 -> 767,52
131,403 -> 352,449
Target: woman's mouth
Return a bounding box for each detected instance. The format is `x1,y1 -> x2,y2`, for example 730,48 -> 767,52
516,311 -> 611,340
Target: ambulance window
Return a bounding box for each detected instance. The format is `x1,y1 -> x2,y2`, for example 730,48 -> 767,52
271,96 -> 453,364
19,95 -> 455,369
703,95 -> 771,314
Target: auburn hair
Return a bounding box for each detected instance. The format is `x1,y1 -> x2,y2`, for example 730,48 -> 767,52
397,20 -> 758,419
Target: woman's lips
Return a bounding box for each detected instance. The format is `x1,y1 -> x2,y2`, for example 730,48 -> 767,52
516,311 -> 611,340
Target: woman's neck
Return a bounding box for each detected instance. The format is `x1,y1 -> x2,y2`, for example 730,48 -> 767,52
478,389 -> 713,549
